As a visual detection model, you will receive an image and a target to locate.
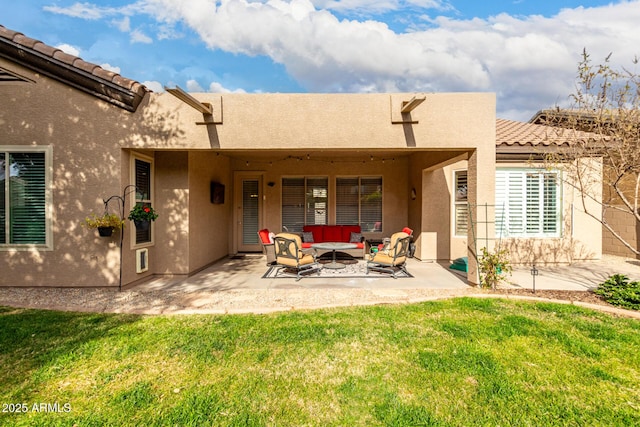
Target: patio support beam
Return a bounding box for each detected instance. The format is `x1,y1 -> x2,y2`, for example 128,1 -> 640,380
401,95 -> 426,113
165,86 -> 213,115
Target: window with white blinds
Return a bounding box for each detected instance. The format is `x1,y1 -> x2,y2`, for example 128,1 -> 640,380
454,171 -> 468,236
496,169 -> 561,238
133,157 -> 153,245
335,177 -> 382,231
282,177 -> 328,232
0,148 -> 50,247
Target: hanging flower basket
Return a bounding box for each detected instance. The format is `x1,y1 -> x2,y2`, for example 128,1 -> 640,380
98,226 -> 115,237
134,220 -> 150,231
128,203 -> 158,224
84,213 -> 124,237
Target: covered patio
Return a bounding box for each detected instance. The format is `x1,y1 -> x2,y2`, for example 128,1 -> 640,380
127,255 -> 470,293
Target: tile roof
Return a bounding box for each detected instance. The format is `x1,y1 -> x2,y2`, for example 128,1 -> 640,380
0,25 -> 148,112
496,118 -> 594,147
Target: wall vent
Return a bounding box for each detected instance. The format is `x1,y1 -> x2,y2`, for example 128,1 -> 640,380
136,248 -> 149,273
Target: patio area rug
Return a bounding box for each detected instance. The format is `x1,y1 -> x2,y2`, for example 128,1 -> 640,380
262,259 -> 413,279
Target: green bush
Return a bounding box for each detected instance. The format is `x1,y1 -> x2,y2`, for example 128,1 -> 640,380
594,274 -> 640,310
479,246 -> 512,289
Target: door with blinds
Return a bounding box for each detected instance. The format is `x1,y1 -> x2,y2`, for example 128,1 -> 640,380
236,175 -> 263,252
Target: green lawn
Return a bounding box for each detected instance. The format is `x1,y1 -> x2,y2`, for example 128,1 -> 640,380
1,298 -> 639,426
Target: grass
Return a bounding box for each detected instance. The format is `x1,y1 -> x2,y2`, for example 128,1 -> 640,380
1,298 -> 639,426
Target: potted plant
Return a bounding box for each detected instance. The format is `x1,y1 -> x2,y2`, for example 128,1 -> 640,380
84,213 -> 124,237
127,203 -> 158,231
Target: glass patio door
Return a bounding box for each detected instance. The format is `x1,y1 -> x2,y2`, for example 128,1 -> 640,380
236,176 -> 262,252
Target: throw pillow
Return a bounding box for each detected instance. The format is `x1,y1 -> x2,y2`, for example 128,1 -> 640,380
268,232 -> 276,243
349,232 -> 363,243
302,231 -> 314,243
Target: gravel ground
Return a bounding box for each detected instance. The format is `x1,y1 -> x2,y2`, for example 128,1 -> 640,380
1,285 -> 638,319
2,254 -> 640,318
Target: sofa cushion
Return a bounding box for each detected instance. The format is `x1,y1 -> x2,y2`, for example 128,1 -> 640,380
349,232 -> 363,243
303,225 -> 324,243
258,228 -> 271,244
323,226 -> 343,242
341,225 -> 361,242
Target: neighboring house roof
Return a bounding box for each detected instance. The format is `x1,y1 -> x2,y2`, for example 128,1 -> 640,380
497,118 -> 575,147
495,118 -> 599,160
0,24 -> 148,112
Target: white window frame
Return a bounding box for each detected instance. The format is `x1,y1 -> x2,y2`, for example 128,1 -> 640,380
0,145 -> 53,251
496,168 -> 562,238
453,170 -> 468,237
130,152 -> 155,249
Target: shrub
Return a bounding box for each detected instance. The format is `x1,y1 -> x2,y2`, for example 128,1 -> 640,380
594,274 -> 640,310
479,246 -> 512,289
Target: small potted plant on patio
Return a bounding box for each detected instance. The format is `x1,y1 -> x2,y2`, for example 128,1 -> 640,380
127,203 -> 158,231
84,213 -> 124,237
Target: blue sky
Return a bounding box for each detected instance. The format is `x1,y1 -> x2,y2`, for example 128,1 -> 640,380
2,0 -> 639,120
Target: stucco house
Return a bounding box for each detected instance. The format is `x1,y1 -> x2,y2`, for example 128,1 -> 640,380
0,25 -> 602,289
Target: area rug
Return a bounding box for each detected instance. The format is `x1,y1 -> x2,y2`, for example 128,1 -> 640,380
262,259 -> 412,279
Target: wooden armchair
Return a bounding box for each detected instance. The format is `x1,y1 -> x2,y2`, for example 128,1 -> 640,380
366,231 -> 411,278
273,233 -> 321,280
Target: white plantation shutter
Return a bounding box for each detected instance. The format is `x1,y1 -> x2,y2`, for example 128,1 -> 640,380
543,173 -> 559,234
526,173 -> 541,234
454,171 -> 468,236
496,169 -> 561,238
507,172 -> 525,235
134,158 -> 153,244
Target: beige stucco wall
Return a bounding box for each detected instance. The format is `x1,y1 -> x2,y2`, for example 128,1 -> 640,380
2,55 -> 499,287
437,159 -> 603,267
498,161 -> 602,264
125,92 -> 496,151
0,58 -> 146,287
188,151 -> 233,270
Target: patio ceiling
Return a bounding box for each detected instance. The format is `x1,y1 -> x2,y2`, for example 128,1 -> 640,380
213,148 -> 468,163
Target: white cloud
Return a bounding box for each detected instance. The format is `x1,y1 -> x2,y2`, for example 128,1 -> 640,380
100,63 -> 121,73
44,0 -> 640,119
310,0 -> 450,14
55,43 -> 80,57
186,79 -> 205,92
130,28 -> 153,43
114,16 -> 131,32
208,82 -> 247,93
143,80 -> 165,92
185,79 -> 247,93
44,3 -> 109,19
